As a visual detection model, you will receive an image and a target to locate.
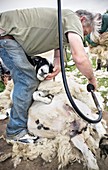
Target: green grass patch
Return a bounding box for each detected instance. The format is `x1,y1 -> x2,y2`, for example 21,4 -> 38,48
0,81 -> 5,92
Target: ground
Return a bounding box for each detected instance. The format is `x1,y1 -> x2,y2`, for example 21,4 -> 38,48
0,114 -> 108,170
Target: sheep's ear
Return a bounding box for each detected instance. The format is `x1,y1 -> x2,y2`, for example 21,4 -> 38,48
34,56 -> 42,64
35,56 -> 42,60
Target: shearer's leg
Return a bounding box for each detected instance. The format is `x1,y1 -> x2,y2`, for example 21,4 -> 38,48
0,39 -> 39,139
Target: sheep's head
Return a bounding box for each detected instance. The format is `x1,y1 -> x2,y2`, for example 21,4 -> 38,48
27,56 -> 54,81
35,56 -> 54,81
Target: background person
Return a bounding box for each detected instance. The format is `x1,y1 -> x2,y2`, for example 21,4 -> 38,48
85,13 -> 108,47
85,13 -> 108,70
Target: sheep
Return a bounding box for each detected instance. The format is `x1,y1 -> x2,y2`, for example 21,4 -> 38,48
25,74 -> 107,170
1,73 -> 107,169
89,32 -> 108,71
89,45 -> 108,71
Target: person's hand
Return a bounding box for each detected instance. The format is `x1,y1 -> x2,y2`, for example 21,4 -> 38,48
45,65 -> 60,80
88,77 -> 97,91
46,49 -> 61,80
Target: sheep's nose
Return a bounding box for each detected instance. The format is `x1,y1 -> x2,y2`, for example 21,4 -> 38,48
41,68 -> 47,75
41,68 -> 44,73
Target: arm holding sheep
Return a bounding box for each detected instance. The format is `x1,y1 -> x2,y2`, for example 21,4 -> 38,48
46,49 -> 61,80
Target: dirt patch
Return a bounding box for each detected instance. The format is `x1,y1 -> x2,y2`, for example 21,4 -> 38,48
0,116 -> 108,170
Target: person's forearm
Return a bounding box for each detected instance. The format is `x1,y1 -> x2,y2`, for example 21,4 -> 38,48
75,56 -> 97,89
74,56 -> 95,81
45,49 -> 61,80
68,32 -> 97,89
54,49 -> 60,59
54,49 -> 61,67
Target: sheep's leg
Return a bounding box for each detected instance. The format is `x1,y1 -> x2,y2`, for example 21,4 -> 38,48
93,121 -> 107,139
33,91 -> 54,104
71,134 -> 99,170
96,59 -> 102,70
106,59 -> 108,71
99,134 -> 108,159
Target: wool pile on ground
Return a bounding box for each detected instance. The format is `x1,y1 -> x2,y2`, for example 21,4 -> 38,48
0,80 -> 13,119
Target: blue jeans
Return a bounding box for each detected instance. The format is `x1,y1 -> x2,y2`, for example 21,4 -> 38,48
0,39 -> 39,137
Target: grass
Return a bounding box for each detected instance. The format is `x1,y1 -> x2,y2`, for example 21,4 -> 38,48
0,80 -> 5,92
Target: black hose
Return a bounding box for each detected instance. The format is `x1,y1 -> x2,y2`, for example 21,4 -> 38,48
57,0 -> 102,123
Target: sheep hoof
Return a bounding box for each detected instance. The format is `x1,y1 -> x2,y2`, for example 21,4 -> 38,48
99,134 -> 108,159
33,91 -> 54,104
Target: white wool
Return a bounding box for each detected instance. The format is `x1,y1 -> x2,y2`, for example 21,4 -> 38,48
90,13 -> 102,43
56,134 -> 82,169
0,79 -> 13,97
3,76 -> 106,170
28,87 -> 96,139
0,80 -> 13,114
57,135 -> 73,167
12,138 -> 57,167
28,93 -> 78,138
82,127 -> 98,154
12,132 -> 101,170
12,135 -> 84,169
93,121 -> 107,139
37,78 -> 104,111
26,77 -> 106,169
71,134 -> 99,170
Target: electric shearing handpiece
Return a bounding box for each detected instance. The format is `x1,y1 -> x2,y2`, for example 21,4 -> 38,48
87,84 -> 102,113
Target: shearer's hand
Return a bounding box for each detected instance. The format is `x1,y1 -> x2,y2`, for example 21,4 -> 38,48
45,65 -> 60,80
88,77 -> 97,91
46,49 -> 61,80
